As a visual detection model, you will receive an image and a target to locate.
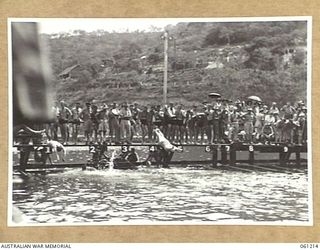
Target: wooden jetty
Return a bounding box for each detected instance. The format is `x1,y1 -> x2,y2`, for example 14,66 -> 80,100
12,142 -> 308,173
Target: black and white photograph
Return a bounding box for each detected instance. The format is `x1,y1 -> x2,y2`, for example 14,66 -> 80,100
9,17 -> 312,226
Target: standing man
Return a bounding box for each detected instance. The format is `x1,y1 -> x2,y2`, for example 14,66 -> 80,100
58,101 -> 72,145
71,102 -> 82,144
174,104 -> 186,143
269,102 -> 279,114
130,103 -> 141,142
194,105 -> 207,144
153,105 -> 164,131
281,101 -> 296,119
243,108 -> 255,143
91,104 -> 100,143
211,106 -> 221,143
219,108 -> 229,143
206,104 -> 213,144
139,106 -> 149,143
80,102 -> 92,145
49,101 -> 59,140
254,108 -> 265,142
119,102 -> 132,143
229,106 -> 240,142
97,104 -> 108,143
165,103 -> 176,140
146,105 -> 155,142
108,103 -> 121,144
185,106 -> 196,143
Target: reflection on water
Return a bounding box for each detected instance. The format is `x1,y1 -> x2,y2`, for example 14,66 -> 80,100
12,166 -> 309,224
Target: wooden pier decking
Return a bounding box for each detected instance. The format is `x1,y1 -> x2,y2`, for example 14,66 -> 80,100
12,142 -> 308,173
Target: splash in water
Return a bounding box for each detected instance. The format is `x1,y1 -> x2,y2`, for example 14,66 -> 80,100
108,150 -> 116,171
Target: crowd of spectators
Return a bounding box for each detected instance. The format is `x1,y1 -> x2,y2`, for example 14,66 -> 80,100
46,98 -> 307,146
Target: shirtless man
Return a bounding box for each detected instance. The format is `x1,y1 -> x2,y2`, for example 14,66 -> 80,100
58,101 -> 72,144
46,138 -> 67,162
71,102 -> 82,144
153,127 -> 183,168
153,128 -> 183,152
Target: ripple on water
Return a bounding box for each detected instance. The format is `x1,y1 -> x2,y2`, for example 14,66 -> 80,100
12,165 -> 310,224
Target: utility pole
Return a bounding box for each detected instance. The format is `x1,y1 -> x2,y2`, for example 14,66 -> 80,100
173,38 -> 176,72
162,31 -> 169,105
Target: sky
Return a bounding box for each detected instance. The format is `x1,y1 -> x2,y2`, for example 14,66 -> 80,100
10,17 -> 309,34
37,18 -> 180,34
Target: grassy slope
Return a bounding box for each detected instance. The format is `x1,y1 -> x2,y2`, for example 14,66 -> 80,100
48,22 -> 307,107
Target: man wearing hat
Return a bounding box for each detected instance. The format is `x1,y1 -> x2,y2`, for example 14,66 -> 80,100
281,101 -> 296,119
211,106 -> 221,143
219,108 -> 229,143
269,102 -> 279,115
108,102 -> 121,144
97,104 -> 108,143
235,99 -> 242,109
119,102 -> 133,143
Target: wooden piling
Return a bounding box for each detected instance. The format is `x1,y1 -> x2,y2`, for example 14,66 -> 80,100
295,146 -> 301,167
279,152 -> 284,167
221,146 -> 228,165
212,146 -> 218,167
230,144 -> 237,166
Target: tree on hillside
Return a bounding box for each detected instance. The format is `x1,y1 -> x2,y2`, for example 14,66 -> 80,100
44,21 -> 307,105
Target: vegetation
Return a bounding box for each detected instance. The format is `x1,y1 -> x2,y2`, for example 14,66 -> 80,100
42,21 -> 308,106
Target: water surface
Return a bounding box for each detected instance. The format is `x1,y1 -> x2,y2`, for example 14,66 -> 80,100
12,165 -> 309,225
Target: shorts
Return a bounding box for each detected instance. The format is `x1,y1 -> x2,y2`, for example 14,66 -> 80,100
72,119 -> 81,125
196,121 -> 205,128
92,122 -> 99,131
98,120 -> 108,132
83,120 -> 93,132
57,146 -> 63,152
169,119 -> 178,125
153,121 -> 163,127
140,119 -> 148,126
176,120 -> 184,126
58,118 -> 68,124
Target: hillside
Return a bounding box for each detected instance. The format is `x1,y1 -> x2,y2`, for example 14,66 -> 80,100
42,21 -> 308,106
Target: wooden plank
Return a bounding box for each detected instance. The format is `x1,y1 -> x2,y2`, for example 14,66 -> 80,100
211,147 -> 218,167
12,143 -> 308,154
